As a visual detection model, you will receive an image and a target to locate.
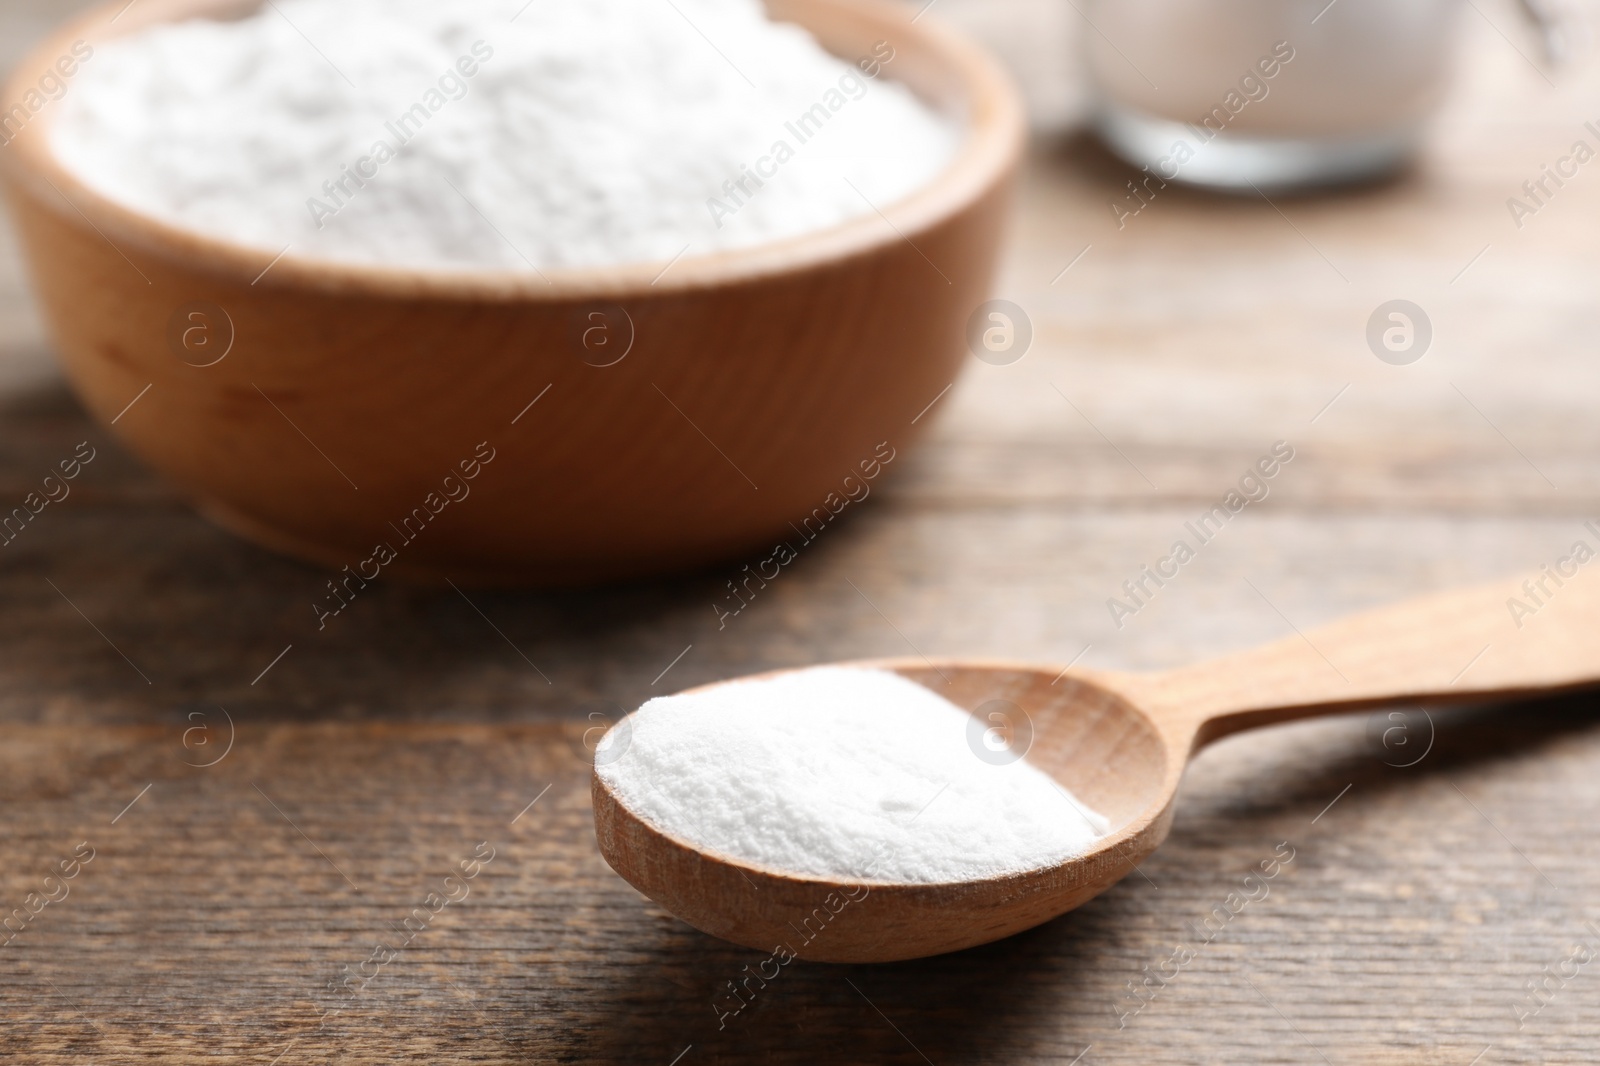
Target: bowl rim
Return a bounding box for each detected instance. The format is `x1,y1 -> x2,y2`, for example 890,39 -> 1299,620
0,0 -> 1025,302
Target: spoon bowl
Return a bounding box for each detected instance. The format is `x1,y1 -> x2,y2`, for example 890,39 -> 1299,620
595,663 -> 1175,961
594,574 -> 1600,962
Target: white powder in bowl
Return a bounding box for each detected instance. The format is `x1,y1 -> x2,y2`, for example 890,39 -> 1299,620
50,0 -> 958,271
596,666 -> 1108,884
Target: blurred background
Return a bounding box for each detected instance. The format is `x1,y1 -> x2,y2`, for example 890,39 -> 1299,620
3,0 -> 1600,1063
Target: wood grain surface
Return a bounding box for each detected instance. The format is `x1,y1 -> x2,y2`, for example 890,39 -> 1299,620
4,1 -> 1600,1063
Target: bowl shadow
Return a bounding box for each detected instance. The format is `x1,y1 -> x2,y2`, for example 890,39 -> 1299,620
0,378 -> 892,725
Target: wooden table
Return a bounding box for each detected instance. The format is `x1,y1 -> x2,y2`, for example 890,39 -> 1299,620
3,3 -> 1599,1063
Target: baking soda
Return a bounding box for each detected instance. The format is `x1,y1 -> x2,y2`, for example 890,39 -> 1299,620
51,0 -> 956,271
597,666 -> 1108,884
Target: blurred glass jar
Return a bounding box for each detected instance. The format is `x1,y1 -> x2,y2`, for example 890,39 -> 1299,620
1084,0 -> 1468,190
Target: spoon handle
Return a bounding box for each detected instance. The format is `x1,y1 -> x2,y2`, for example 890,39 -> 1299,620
1120,571 -> 1600,751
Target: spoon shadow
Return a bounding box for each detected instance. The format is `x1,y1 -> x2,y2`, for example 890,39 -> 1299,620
559,688 -> 1600,1064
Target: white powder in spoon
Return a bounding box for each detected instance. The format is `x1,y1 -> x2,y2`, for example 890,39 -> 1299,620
597,666 -> 1108,884
50,0 -> 957,271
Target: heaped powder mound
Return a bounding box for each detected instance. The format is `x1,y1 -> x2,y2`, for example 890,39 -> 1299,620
598,667 -> 1107,884
52,0 -> 957,271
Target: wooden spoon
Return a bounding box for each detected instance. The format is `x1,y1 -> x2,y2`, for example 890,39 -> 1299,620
593,573 -> 1600,962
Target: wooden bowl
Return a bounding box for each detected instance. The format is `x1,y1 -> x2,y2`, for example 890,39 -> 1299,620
0,0 -> 1023,585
